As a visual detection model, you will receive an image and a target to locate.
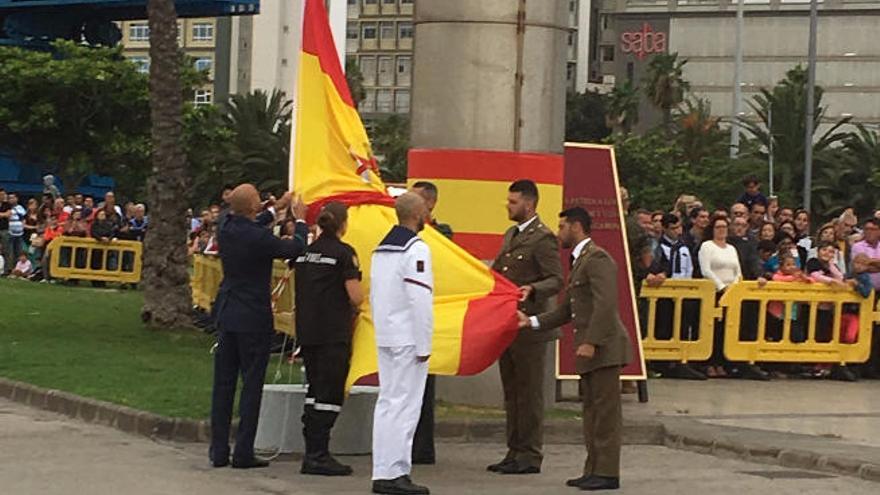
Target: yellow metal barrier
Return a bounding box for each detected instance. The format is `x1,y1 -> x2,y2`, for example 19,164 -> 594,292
49,237 -> 142,283
190,254 -> 223,312
720,281 -> 879,365
639,279 -> 720,363
190,255 -> 295,336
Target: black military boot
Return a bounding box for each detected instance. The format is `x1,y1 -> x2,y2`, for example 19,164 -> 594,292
301,433 -> 352,476
301,451 -> 353,476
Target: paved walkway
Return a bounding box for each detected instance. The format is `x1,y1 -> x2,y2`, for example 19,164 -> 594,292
624,380 -> 880,448
1,398 -> 877,495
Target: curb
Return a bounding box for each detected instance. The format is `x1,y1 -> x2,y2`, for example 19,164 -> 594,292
0,378 -> 211,443
0,377 -> 665,447
663,421 -> 880,484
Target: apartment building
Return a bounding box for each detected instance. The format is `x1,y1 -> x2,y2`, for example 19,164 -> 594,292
119,18 -> 219,105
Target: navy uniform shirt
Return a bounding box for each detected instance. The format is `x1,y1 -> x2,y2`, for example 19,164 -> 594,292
294,234 -> 362,346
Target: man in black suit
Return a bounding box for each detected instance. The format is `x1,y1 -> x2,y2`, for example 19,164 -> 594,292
209,184 -> 309,469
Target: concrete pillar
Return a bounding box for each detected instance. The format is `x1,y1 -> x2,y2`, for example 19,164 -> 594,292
410,0 -> 569,408
411,0 -> 569,153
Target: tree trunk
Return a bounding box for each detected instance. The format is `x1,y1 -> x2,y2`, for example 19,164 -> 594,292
142,0 -> 192,328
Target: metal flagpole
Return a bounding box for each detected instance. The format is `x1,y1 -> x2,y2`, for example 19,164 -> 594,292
803,0 -> 818,211
730,0 -> 744,158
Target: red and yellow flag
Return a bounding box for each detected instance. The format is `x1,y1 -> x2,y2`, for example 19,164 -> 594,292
293,0 -> 521,389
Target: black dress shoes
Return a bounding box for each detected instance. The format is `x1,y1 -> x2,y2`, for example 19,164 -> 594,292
579,476 -> 620,491
231,456 -> 270,469
486,458 -> 515,472
301,453 -> 353,476
497,461 -> 540,475
372,475 -> 430,495
211,457 -> 229,468
566,475 -> 591,487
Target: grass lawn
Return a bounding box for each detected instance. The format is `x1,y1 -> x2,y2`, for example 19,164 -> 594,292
0,279 -> 579,422
0,279 -> 300,419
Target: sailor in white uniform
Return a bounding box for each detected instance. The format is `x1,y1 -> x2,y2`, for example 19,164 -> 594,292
370,192 -> 434,495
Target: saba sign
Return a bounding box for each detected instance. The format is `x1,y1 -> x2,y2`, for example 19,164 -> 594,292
620,22 -> 667,60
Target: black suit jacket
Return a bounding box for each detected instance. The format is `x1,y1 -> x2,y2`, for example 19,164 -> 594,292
213,210 -> 308,333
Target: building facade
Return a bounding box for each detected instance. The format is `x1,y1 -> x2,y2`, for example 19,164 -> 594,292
347,0 -> 596,118
593,0 -> 880,130
119,18 -> 220,105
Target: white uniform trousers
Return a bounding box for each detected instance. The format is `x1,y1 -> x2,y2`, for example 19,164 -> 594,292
372,345 -> 429,480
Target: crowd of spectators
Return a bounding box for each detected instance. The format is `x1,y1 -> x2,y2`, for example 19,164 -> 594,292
627,175 -> 880,382
0,181 -> 148,282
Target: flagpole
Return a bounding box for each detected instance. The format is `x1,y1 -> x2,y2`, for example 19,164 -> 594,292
288,0 -> 307,192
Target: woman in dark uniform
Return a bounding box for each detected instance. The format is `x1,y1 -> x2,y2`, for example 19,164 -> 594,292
295,201 -> 364,476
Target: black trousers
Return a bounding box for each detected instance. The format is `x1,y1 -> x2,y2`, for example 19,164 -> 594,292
654,299 -> 701,341
301,343 -> 351,457
210,331 -> 272,463
412,374 -> 436,462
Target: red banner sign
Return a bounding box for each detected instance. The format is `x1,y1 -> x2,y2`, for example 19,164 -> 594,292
620,22 -> 667,60
556,144 -> 647,380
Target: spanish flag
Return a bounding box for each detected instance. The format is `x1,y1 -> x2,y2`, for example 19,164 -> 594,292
292,0 -> 521,389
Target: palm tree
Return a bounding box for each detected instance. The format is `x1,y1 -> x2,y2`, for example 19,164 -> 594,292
813,125 -> 880,218
606,81 -> 640,135
673,97 -> 728,167
565,90 -> 611,143
223,89 -> 293,192
141,0 -> 192,327
642,52 -> 690,129
739,65 -> 850,206
370,114 -> 410,183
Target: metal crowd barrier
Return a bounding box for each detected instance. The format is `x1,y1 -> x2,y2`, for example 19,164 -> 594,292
720,281 -> 879,365
639,279 -> 720,363
49,237 -> 142,283
190,254 -> 222,311
190,254 -> 295,336
640,279 -> 879,365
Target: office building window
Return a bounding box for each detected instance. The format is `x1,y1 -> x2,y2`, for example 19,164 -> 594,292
192,22 -> 214,42
347,25 -> 359,40
398,21 -> 413,39
364,0 -> 377,4
378,56 -> 394,86
396,56 -> 411,85
376,89 -> 393,112
129,23 -> 149,42
362,23 -> 377,39
194,89 -> 213,105
401,0 -> 412,4
194,57 -> 213,74
380,22 -> 395,41
601,45 -> 614,62
395,89 -> 410,114
383,0 -> 396,4
129,56 -> 149,74
359,56 -> 377,85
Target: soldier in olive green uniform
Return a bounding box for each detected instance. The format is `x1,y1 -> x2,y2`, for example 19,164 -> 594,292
521,207 -> 631,491
488,180 -> 563,475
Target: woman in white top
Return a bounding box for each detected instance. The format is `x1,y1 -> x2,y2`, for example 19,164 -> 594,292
699,216 -> 741,293
700,216 -> 771,380
699,215 -> 772,380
